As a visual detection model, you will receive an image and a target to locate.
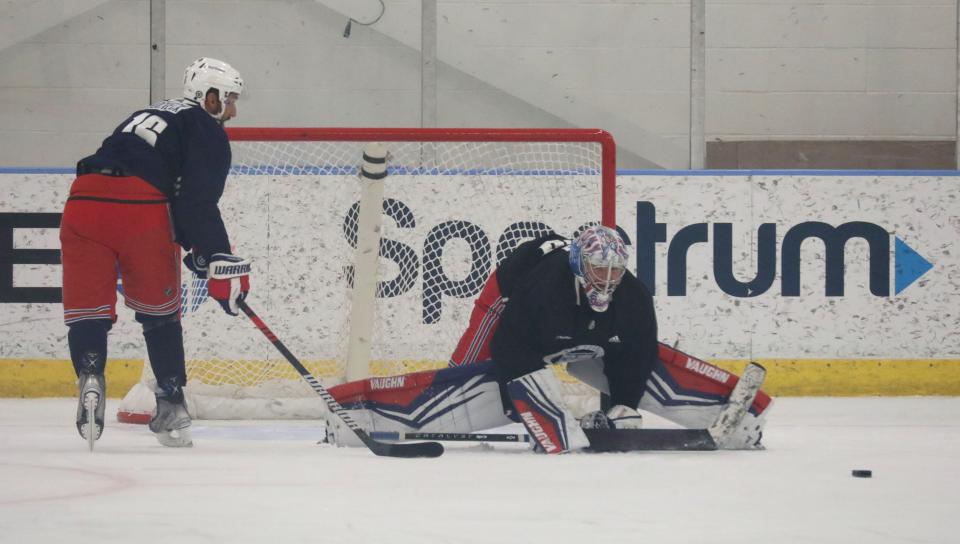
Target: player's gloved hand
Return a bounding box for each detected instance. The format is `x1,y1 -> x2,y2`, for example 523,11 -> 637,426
206,253 -> 251,316
580,405 -> 643,430
183,251 -> 209,278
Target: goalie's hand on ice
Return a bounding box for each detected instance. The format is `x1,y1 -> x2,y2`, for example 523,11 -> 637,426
580,405 -> 643,430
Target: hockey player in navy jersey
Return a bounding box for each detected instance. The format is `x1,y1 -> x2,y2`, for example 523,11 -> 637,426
61,58 -> 250,449
326,226 -> 772,453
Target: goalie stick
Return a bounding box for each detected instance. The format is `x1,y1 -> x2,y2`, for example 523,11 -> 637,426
237,300 -> 444,458
369,428 -> 719,452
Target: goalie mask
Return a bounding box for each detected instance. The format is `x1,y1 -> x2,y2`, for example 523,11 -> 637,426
183,57 -> 244,120
569,225 -> 628,312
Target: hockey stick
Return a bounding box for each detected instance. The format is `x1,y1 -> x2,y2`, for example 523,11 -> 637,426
369,428 -> 719,452
237,300 -> 444,458
370,431 -> 529,443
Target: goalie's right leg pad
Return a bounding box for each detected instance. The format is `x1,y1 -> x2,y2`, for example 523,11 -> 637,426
325,361 -> 513,447
507,368 -> 589,454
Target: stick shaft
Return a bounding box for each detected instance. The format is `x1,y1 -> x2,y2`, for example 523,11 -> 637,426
238,300 -> 443,458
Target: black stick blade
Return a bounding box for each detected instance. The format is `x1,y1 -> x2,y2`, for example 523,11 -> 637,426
583,428 -> 718,452
362,434 -> 444,458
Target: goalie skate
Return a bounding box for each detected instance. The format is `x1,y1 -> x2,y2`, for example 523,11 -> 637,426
76,373 -> 105,451
149,397 -> 193,448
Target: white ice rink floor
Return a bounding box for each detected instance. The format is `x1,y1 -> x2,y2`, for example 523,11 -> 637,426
1,397 -> 958,544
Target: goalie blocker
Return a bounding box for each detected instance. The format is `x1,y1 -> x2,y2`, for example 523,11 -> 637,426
323,342 -> 772,451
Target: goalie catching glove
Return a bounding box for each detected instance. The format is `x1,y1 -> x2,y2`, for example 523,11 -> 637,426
184,252 -> 251,316
580,405 -> 643,430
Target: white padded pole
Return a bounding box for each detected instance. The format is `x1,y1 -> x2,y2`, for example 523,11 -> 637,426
345,143 -> 388,381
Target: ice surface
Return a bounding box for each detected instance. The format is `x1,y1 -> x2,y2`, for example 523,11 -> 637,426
1,397 -> 958,544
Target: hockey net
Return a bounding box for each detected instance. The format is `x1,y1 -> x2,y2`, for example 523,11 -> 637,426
117,127 -> 617,423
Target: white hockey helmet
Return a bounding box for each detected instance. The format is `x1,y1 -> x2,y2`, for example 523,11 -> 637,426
182,57 -> 244,118
569,225 -> 629,312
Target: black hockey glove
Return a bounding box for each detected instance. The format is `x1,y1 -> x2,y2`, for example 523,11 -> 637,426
183,251 -> 209,278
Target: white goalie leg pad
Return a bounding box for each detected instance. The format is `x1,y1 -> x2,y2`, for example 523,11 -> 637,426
507,368 -> 590,454
324,408 -> 373,448
567,354 -> 770,449
708,363 -> 767,449
324,363 -> 514,447
719,409 -> 767,450
638,348 -> 773,450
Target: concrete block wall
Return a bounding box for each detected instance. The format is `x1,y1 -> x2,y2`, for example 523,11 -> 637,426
0,0 -> 955,169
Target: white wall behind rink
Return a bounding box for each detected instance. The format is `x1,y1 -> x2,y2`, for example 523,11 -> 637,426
1,172 -> 957,363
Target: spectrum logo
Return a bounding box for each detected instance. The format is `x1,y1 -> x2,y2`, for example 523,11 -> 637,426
635,202 -> 933,297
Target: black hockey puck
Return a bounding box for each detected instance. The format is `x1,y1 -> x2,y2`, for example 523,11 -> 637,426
851,469 -> 872,478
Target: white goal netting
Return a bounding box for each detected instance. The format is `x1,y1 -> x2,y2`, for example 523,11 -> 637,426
118,128 -> 616,422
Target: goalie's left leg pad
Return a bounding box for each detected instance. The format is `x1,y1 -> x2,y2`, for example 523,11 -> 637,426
507,369 -> 589,454
639,343 -> 773,449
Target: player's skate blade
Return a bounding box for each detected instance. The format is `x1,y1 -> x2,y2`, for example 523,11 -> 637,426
83,393 -> 98,451
75,374 -> 105,451
155,427 -> 193,448
149,396 -> 193,447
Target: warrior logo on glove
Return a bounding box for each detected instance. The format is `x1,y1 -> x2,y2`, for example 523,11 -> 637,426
183,251 -> 251,316
206,253 -> 251,316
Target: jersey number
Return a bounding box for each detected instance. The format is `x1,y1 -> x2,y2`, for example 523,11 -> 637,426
121,112 -> 168,147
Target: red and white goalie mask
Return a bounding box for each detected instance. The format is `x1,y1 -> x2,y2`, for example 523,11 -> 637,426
569,225 -> 628,312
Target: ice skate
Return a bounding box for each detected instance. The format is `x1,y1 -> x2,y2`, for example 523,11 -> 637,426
149,383 -> 193,448
76,373 -> 105,451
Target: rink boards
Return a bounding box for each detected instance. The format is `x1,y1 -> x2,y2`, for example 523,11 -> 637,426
1,170 -> 958,396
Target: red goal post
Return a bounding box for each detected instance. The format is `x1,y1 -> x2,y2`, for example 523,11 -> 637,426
117,127 -> 618,422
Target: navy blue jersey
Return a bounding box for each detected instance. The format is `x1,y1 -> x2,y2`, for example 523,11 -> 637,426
490,237 -> 659,408
78,98 -> 232,259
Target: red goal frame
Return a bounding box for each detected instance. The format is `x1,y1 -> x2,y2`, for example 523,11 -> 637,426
226,127 -> 617,228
